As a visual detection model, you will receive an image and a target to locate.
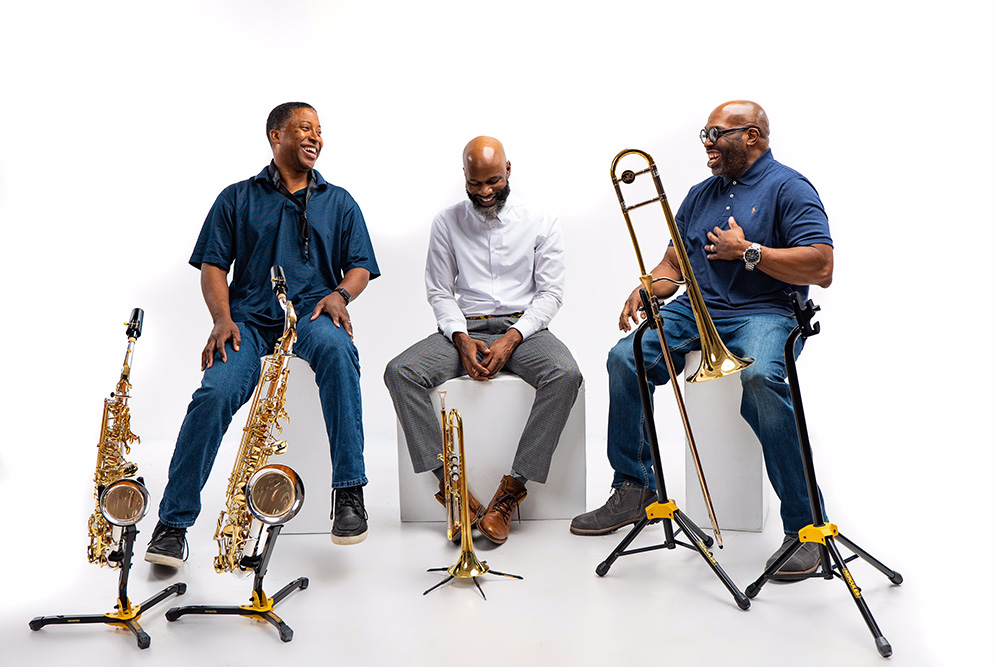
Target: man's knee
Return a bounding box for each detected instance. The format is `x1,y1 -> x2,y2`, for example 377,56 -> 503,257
606,337 -> 634,376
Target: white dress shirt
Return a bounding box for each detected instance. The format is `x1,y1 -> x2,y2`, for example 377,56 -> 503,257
425,194 -> 565,342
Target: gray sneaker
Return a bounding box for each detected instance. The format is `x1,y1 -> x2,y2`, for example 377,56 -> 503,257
766,535 -> 822,582
570,482 -> 657,536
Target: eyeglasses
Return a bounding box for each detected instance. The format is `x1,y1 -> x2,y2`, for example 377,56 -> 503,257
699,126 -> 759,143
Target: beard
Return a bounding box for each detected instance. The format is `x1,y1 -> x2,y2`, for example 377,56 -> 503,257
467,183 -> 511,217
711,143 -> 750,179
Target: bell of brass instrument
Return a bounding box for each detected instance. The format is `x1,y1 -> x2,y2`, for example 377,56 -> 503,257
213,266 -> 297,573
87,308 -> 145,567
611,149 -> 754,548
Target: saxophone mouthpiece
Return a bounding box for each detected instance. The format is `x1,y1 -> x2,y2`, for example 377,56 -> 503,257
126,308 -> 144,339
271,265 -> 288,298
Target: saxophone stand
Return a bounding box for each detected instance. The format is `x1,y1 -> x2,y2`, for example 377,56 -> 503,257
166,524 -> 308,642
744,293 -> 902,658
29,524 -> 187,649
596,289 -> 750,610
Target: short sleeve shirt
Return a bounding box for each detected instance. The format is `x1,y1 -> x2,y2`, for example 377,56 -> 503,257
674,150 -> 832,317
190,166 -> 380,329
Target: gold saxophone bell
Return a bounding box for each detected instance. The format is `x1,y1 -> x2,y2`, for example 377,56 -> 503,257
611,149 -> 754,548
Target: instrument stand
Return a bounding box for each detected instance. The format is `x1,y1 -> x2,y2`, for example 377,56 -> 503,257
744,293 -> 902,658
166,524 -> 308,642
596,298 -> 750,610
424,555 -> 523,600
29,524 -> 186,649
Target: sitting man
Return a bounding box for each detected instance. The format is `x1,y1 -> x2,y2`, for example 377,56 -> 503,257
145,102 -> 380,568
571,101 -> 834,581
385,136 -> 582,545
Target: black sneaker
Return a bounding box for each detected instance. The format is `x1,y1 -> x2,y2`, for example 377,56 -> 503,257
144,521 -> 187,568
331,486 -> 368,545
570,481 -> 657,535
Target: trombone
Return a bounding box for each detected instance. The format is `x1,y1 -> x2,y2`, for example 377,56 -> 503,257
611,148 -> 753,548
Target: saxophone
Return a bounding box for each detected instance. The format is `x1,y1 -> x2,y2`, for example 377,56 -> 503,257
87,308 -> 144,567
213,266 -> 297,573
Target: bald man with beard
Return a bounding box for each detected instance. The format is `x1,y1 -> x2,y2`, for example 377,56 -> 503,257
384,136 -> 582,545
572,101 -> 835,582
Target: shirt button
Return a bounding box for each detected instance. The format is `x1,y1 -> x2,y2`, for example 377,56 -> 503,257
730,193 -> 734,198
732,181 -> 737,185
726,206 -> 731,210
493,274 -> 498,279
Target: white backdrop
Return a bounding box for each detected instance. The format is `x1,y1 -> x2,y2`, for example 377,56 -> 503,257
1,0 -> 996,659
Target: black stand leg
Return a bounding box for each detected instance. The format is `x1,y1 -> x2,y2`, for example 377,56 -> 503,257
28,525 -> 186,649
596,315 -> 750,610
166,525 -> 308,643
744,294 -> 901,658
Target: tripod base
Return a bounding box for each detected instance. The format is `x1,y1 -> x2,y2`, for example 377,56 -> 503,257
424,559 -> 523,600
746,522 -> 902,658
597,499 -> 750,610
29,582 -> 187,649
166,577 -> 308,642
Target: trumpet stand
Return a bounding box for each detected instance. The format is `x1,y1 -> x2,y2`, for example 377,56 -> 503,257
29,524 -> 187,649
165,525 -> 308,643
596,288 -> 751,610
744,293 -> 901,658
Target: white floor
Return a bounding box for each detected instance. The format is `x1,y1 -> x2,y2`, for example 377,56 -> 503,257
4,453 -> 982,667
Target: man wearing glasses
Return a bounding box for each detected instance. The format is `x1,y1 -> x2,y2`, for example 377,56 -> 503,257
571,100 -> 834,581
144,102 -> 380,568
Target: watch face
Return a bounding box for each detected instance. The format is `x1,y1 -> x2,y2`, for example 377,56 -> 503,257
745,247 -> 761,263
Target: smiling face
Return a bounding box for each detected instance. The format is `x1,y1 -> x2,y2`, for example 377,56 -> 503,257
702,101 -> 769,179
270,107 -> 323,174
463,137 -> 511,217
703,106 -> 751,178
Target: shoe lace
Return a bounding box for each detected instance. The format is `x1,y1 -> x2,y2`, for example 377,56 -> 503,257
490,492 -> 522,523
337,490 -> 368,520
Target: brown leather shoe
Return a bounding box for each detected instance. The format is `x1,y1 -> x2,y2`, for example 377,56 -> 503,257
434,479 -> 486,528
478,475 -> 527,544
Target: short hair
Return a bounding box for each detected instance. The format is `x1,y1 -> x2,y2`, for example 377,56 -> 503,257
266,102 -> 315,143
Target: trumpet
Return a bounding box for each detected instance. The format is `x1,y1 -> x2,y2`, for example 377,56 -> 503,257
439,391 -> 464,542
437,391 -> 484,566
611,148 -> 753,548
424,391 -> 521,599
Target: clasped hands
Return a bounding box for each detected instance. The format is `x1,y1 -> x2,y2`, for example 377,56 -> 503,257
453,329 -> 523,381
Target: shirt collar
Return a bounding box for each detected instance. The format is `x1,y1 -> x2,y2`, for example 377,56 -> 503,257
728,148 -> 773,186
253,163 -> 327,191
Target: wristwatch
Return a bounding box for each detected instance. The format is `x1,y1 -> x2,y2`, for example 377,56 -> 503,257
743,242 -> 762,271
334,287 -> 352,304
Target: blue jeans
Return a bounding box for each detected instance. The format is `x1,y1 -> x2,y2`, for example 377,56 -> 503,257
606,300 -> 823,537
158,316 -> 366,528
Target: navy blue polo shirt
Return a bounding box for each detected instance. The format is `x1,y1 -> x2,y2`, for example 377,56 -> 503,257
673,150 -> 832,318
190,166 -> 381,329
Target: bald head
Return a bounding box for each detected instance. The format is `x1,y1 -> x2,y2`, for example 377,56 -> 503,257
463,136 -> 511,216
704,101 -> 770,177
464,136 -> 508,174
712,100 -> 770,142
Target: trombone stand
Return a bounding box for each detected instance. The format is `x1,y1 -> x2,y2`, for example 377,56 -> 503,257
596,292 -> 750,610
166,524 -> 308,642
29,524 -> 186,649
744,293 -> 902,658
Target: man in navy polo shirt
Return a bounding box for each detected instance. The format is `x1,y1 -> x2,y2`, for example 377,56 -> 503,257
571,100 -> 834,581
145,102 -> 380,568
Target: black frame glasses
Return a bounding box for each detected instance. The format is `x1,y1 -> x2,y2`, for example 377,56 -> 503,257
700,125 -> 759,143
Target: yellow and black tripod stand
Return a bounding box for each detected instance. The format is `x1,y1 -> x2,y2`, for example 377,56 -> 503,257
744,293 -> 902,658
